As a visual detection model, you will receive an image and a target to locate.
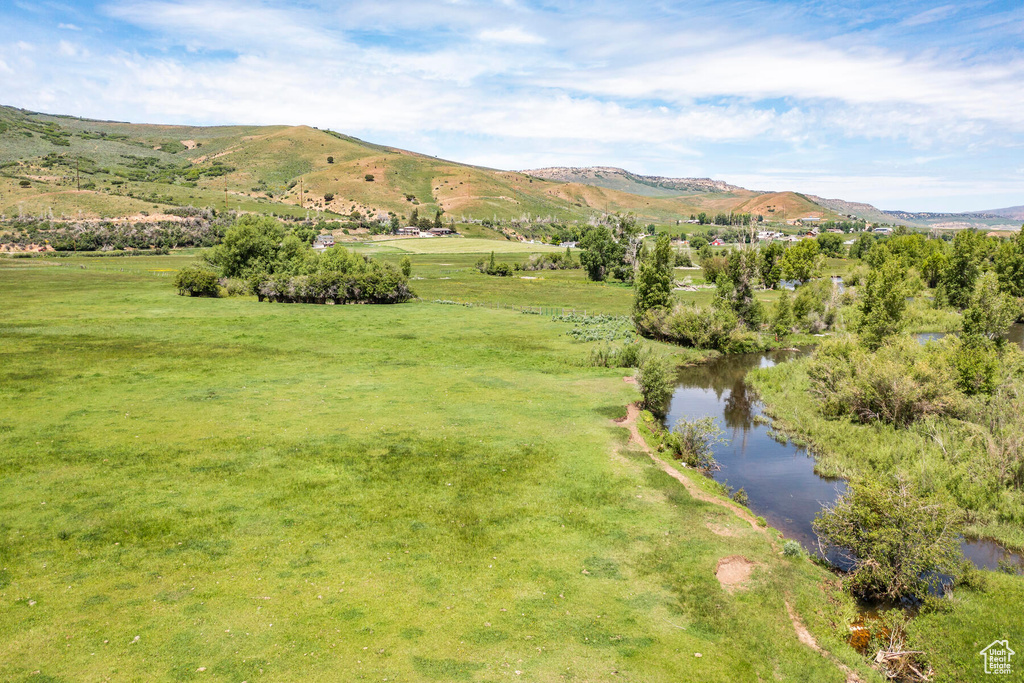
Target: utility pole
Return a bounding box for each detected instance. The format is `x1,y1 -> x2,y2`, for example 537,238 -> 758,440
299,178 -> 303,208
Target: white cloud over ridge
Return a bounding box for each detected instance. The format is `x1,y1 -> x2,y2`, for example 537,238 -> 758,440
0,0 -> 1021,211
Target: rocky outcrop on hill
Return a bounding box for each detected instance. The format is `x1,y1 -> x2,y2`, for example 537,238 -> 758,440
523,166 -> 742,194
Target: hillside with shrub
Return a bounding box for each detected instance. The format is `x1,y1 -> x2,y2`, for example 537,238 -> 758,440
0,104 -> 844,231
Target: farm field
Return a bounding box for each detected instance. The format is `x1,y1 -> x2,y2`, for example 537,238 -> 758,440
0,254 -> 875,682
368,237 -> 565,254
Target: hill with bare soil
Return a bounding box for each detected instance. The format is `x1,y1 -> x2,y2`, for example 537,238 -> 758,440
1,104 -> 837,225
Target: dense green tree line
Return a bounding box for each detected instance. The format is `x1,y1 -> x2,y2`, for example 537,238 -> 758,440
852,228 -> 1024,312
1,217 -> 227,251
188,215 -> 412,304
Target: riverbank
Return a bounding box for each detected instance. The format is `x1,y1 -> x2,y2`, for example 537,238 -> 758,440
747,349 -> 1024,553
616,401 -> 870,683
654,346 -> 1024,681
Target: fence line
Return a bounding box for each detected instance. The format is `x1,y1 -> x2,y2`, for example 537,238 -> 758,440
431,299 -> 589,317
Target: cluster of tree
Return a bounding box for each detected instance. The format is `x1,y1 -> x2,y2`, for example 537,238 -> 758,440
697,239 -> 823,290
198,215 -> 412,304
802,272 -> 1024,599
817,219 -> 867,233
633,236 -> 842,352
520,249 -> 578,271
254,262 -> 413,304
406,208 -> 446,231
578,214 -> 643,282
1,217 -> 227,251
851,228 -> 1024,311
475,251 -> 513,276
687,228 -> 750,245
690,212 -> 758,227
540,223 -> 586,245
33,153 -> 235,186
815,232 -> 846,257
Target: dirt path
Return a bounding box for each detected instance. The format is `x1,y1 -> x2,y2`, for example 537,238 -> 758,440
786,602 -> 863,683
614,396 -> 862,683
614,402 -> 760,529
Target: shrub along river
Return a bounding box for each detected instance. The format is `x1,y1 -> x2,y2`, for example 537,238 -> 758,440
662,322 -> 1024,574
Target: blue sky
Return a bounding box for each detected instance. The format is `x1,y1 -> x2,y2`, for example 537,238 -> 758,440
1,0 -> 1022,212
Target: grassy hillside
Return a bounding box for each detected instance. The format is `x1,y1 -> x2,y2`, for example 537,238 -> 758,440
0,105 -> 836,226
734,192 -> 826,220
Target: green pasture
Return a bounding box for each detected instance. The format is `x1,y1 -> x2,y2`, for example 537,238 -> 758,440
0,258 -> 873,682
371,237 -> 565,254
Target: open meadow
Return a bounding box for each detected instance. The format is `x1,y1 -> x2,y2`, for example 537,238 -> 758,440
0,253 -> 875,682
360,237 -> 566,255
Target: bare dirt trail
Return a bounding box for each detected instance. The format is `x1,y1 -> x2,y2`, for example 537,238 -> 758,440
614,402 -> 760,529
613,394 -> 863,683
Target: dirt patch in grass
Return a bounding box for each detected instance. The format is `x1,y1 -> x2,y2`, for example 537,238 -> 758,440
715,555 -> 755,592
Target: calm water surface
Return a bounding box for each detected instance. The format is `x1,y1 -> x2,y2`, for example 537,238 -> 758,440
663,347 -> 1023,571
665,349 -> 844,552
916,322 -> 1024,349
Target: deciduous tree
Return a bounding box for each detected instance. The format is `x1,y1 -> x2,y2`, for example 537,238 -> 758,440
858,257 -> 907,349
633,233 -> 673,316
813,478 -> 963,601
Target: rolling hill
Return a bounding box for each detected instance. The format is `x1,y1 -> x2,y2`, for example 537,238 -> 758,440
0,104 -> 843,225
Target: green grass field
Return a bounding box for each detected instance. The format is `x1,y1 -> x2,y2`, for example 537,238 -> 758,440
0,254 -> 879,682
371,237 -> 565,254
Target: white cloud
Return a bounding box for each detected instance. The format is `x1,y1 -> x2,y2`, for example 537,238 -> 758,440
0,0 -> 1021,211
901,4 -> 958,27
540,39 -> 1024,134
102,0 -> 338,51
58,23 -> 82,31
477,27 -> 544,45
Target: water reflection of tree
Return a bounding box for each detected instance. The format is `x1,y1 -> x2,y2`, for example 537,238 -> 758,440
678,356 -> 758,430
723,378 -> 755,430
674,350 -> 807,433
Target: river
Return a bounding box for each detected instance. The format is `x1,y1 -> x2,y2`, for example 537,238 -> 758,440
663,338 -> 1024,573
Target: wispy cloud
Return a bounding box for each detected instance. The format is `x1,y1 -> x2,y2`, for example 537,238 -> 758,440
0,0 -> 1021,211
102,0 -> 339,51
477,27 -> 544,45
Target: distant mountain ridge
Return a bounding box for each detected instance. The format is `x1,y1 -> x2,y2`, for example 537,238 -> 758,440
884,210 -> 1004,221
982,205 -> 1024,221
805,195 -> 896,225
807,196 -> 1022,230
522,166 -> 743,197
